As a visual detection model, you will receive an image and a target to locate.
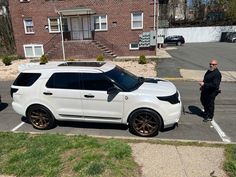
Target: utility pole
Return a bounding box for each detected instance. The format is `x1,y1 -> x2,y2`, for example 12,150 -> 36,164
154,0 -> 156,30
59,13 -> 65,61
155,0 -> 159,56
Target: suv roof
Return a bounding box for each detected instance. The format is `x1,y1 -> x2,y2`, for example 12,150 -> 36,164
20,61 -> 116,73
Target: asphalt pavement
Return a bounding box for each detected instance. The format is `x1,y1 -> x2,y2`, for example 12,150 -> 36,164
1,43 -> 236,177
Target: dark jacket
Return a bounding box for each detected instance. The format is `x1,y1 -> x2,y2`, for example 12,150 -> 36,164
202,68 -> 222,93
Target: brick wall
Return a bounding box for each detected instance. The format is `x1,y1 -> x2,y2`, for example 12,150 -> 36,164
9,0 -> 156,58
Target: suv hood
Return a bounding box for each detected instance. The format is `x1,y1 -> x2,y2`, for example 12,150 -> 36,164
135,78 -> 177,96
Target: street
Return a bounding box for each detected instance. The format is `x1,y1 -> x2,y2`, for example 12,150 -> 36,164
1,80 -> 236,142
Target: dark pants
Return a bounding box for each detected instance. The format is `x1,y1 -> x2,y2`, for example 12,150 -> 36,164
200,91 -> 217,119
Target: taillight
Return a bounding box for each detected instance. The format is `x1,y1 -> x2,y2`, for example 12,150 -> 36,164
10,88 -> 18,98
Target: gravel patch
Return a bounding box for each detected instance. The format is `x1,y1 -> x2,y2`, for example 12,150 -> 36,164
0,60 -> 157,81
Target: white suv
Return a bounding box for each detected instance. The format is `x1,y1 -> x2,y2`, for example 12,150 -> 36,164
11,61 -> 182,137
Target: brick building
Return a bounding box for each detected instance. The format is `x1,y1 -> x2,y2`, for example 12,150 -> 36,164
9,0 -> 157,59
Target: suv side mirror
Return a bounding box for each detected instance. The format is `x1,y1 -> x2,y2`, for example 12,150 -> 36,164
107,86 -> 121,95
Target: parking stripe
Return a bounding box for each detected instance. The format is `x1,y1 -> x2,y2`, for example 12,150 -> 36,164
211,120 -> 231,143
11,122 -> 25,132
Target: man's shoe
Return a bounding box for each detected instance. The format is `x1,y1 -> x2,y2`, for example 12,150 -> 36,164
206,118 -> 213,121
203,117 -> 213,122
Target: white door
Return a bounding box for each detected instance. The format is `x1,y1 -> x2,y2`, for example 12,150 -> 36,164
81,73 -> 124,123
42,73 -> 83,120
71,17 -> 91,40
82,16 -> 91,39
71,17 -> 83,40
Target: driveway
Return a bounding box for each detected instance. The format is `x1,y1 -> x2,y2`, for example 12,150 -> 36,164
158,42 -> 236,78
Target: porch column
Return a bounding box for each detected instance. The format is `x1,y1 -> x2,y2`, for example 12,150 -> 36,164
59,12 -> 66,60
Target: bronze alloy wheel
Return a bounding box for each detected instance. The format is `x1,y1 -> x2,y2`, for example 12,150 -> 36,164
27,105 -> 55,130
129,109 -> 161,137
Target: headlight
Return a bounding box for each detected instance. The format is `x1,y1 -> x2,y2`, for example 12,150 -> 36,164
157,91 -> 180,104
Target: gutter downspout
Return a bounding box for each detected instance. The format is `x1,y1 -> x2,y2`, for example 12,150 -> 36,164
59,12 -> 65,60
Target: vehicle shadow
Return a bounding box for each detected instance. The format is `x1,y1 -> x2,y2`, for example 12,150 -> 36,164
184,105 -> 204,119
0,103 -> 8,111
57,121 -> 129,131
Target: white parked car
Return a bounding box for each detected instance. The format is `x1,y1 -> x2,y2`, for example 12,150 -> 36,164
11,61 -> 182,137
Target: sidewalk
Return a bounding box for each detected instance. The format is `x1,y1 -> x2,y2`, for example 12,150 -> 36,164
130,143 -> 227,177
180,69 -> 236,82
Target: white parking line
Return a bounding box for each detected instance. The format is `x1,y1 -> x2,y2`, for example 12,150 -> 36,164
211,120 -> 231,143
11,122 -> 25,132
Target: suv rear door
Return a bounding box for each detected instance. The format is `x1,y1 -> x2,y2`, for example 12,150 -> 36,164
81,73 -> 124,123
44,72 -> 83,119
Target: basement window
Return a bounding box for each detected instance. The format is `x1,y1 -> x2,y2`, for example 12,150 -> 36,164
24,44 -> 44,58
129,43 -> 139,50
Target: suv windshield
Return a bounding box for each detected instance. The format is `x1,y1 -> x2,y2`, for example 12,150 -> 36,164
105,66 -> 143,91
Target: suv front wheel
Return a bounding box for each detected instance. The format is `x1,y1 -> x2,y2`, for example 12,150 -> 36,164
27,105 -> 56,130
129,109 -> 162,137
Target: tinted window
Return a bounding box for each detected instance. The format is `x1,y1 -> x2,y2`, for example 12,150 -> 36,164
105,66 -> 140,91
13,73 -> 41,86
46,73 -> 81,89
82,73 -> 113,91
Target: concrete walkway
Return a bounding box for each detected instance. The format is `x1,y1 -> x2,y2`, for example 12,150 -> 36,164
180,69 -> 236,82
130,143 -> 227,177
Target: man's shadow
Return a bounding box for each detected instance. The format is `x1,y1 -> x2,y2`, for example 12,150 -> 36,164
0,103 -> 8,111
184,105 -> 204,119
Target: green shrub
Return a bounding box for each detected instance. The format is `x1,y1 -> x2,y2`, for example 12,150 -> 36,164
138,54 -> 147,64
2,56 -> 12,66
96,55 -> 105,61
40,54 -> 48,64
66,58 -> 76,61
17,55 -> 26,60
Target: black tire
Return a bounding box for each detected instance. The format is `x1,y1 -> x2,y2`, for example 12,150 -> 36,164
27,105 -> 56,130
176,41 -> 182,46
128,109 -> 162,137
232,39 -> 236,43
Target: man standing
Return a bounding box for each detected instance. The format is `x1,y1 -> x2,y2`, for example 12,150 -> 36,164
199,59 -> 222,122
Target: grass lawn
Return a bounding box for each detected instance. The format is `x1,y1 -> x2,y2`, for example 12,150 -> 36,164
224,144 -> 236,177
0,132 -> 236,177
0,132 -> 140,177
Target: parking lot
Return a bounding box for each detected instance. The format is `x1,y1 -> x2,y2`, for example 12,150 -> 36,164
1,80 -> 236,142
1,43 -> 236,142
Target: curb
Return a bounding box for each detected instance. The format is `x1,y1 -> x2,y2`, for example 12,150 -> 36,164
12,130 -> 236,145
162,77 -> 184,81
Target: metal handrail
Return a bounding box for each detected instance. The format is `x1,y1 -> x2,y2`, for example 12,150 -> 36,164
44,34 -> 61,54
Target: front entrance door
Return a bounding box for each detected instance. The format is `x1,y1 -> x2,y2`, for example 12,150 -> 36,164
71,16 -> 91,40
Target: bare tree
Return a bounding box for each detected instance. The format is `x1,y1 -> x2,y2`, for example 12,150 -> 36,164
0,0 -> 15,54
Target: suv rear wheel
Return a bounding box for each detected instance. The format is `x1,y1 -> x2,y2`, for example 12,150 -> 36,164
129,109 -> 162,137
27,105 -> 56,130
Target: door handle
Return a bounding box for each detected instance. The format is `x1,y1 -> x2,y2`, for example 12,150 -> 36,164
84,95 -> 94,98
43,92 -> 53,95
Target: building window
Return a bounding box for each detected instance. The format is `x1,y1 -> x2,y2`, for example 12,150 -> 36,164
48,18 -> 60,33
23,44 -> 44,57
19,0 -> 30,3
94,15 -> 108,31
23,18 -> 34,34
129,43 -> 139,50
131,12 -> 143,30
